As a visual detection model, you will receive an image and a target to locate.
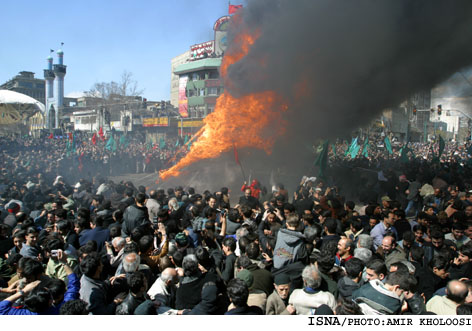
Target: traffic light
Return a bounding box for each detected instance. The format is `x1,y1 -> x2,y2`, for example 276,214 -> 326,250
413,108 -> 417,115
142,98 -> 147,109
437,104 -> 442,116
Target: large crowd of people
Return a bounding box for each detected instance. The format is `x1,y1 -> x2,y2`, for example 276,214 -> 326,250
0,134 -> 472,315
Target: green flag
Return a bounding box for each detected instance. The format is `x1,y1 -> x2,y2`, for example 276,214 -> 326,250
362,139 -> 369,158
184,135 -> 189,144
105,135 -> 117,152
119,134 -> 129,149
175,139 -> 180,148
345,137 -> 358,157
159,137 -> 166,149
350,144 -> 361,159
400,146 -> 411,163
66,135 -> 76,157
438,135 -> 445,157
314,140 -> 329,178
384,136 -> 393,154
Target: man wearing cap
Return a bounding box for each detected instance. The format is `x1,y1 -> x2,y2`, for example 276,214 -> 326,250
380,196 -> 392,211
266,273 -> 296,315
3,202 -> 20,229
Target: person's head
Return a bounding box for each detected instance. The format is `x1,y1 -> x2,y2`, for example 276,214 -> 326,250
60,299 -> 88,315
227,278 -> 249,307
357,234 -> 373,250
353,247 -> 372,264
112,237 -> 126,252
429,255 -> 450,280
18,257 -> 44,282
244,188 -> 251,198
135,192 -> 146,206
365,259 -> 387,281
337,238 -> 354,257
79,253 -> 102,279
302,264 -> 322,290
384,270 -> 410,298
24,286 -> 53,313
457,303 -> 472,315
349,217 -> 362,234
128,271 -> 147,295
401,231 -> 415,248
286,213 -> 300,230
430,230 -> 445,249
409,246 -> 424,263
123,252 -> 141,273
182,254 -> 199,277
413,225 -> 424,242
12,230 -> 25,249
273,273 -> 291,300
324,218 -> 337,235
208,196 -> 217,209
345,258 -> 364,281
451,222 -> 466,240
25,226 -> 39,246
382,211 -> 395,227
160,267 -> 178,287
335,298 -> 363,315
446,280 -> 469,304
381,235 -> 396,255
464,221 -> 472,239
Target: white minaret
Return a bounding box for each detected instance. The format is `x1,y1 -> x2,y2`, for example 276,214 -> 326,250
53,44 -> 66,128
44,50 -> 55,129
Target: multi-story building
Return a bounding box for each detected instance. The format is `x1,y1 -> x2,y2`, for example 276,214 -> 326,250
0,71 -> 45,105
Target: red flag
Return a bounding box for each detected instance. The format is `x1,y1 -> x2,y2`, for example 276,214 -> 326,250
233,144 -> 240,164
48,133 -> 53,139
92,133 -> 97,145
229,4 -> 243,14
68,132 -> 73,141
98,127 -> 105,141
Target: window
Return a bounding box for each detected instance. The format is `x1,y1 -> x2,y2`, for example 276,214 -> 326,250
208,87 -> 218,96
199,89 -> 205,96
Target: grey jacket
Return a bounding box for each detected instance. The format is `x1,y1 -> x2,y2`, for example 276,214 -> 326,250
79,275 -> 116,315
273,228 -> 307,269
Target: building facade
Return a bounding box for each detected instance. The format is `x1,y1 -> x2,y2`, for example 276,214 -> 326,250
0,71 -> 45,105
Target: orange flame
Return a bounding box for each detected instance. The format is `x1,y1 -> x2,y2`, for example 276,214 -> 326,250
160,31 -> 287,181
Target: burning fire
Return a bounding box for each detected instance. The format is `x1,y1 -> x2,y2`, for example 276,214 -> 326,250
160,31 -> 287,181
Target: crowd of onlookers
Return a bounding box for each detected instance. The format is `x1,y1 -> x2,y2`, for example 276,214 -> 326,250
0,134 -> 472,315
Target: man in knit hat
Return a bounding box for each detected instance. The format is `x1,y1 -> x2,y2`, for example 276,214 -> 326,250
266,273 -> 296,315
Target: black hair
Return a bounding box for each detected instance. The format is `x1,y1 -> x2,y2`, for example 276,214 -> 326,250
385,269 -> 410,290
335,298 -> 363,315
238,236 -> 251,255
236,255 -> 252,269
457,303 -> 472,315
222,237 -> 237,252
227,278 -> 249,307
345,258 -> 364,279
80,253 -> 101,278
60,299 -> 88,315
429,255 -> 450,271
345,201 -> 355,210
240,205 -> 252,218
46,278 -> 66,301
246,242 -> 260,260
366,259 -> 387,277
410,246 -> 424,263
136,192 -> 146,205
19,257 -> 44,279
24,286 -> 52,313
324,218 -> 337,234
390,262 -> 409,274
349,217 -> 362,232
227,208 -> 240,223
138,235 -> 154,254
195,246 -> 214,270
128,271 -> 146,294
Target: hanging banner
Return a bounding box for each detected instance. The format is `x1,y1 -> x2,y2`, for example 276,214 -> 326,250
178,75 -> 189,118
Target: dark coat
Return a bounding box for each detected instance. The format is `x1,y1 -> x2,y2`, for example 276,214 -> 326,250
79,226 -> 110,251
116,293 -> 146,315
121,204 -> 149,237
225,304 -> 264,315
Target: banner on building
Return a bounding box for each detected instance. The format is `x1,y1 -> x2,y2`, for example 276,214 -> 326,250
142,117 -> 169,127
178,76 -> 189,118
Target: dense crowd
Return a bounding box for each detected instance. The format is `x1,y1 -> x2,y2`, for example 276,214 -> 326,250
0,136 -> 472,315
0,132 -> 189,184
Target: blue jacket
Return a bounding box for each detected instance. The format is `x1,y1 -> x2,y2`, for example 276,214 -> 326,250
0,300 -> 37,315
79,227 -> 110,251
46,273 -> 80,314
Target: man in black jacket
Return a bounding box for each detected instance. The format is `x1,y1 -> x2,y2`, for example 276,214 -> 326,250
121,193 -> 149,237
